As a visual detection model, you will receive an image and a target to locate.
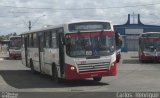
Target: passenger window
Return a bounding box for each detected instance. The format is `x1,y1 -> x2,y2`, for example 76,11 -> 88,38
52,32 -> 57,48
33,33 -> 37,47
45,32 -> 51,48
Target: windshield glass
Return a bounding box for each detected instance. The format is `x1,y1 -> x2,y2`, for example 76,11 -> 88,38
141,38 -> 160,52
65,32 -> 115,57
10,37 -> 21,48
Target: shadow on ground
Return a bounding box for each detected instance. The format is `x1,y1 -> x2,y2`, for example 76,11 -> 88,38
122,59 -> 160,64
0,70 -> 108,89
122,59 -> 140,64
130,56 -> 139,58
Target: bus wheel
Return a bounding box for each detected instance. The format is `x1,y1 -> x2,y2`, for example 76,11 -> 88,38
93,77 -> 102,82
52,65 -> 62,83
139,59 -> 145,63
30,60 -> 36,74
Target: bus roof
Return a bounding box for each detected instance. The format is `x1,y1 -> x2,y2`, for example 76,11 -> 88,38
65,20 -> 111,24
21,24 -> 64,35
21,20 -> 112,35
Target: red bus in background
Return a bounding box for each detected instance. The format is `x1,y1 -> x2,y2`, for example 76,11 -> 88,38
9,36 -> 21,59
115,32 -> 122,63
139,32 -> 160,62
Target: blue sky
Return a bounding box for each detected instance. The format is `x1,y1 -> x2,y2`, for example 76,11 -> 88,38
0,0 -> 160,35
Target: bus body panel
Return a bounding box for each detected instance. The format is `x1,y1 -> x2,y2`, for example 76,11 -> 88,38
64,53 -> 117,80
29,48 -> 40,71
43,48 -> 59,75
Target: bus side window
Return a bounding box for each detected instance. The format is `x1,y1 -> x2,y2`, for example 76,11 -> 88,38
57,28 -> 64,44
27,35 -> 29,47
21,35 -> 25,48
45,31 -> 51,48
51,30 -> 57,48
38,32 -> 45,51
28,34 -> 33,47
33,33 -> 37,48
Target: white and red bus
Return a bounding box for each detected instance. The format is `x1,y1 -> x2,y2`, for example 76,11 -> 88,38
21,20 -> 119,82
9,36 -> 22,59
115,32 -> 122,63
139,32 -> 160,62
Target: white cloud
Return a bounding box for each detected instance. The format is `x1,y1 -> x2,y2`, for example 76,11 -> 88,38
0,0 -> 160,35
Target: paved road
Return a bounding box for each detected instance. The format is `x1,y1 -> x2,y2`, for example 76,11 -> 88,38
0,52 -> 160,97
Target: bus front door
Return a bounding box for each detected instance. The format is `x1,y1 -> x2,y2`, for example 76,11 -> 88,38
38,34 -> 45,73
58,32 -> 65,77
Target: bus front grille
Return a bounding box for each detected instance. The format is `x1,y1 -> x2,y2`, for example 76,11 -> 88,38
77,62 -> 110,72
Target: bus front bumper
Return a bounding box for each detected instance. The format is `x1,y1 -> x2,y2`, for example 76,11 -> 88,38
65,63 -> 117,80
140,55 -> 160,62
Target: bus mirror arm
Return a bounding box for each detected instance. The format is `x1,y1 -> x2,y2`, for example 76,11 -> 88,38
62,38 -> 66,45
62,38 -> 65,45
60,37 -> 65,45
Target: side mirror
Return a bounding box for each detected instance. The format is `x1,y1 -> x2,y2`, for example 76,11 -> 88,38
58,33 -> 65,46
115,32 -> 119,46
115,32 -> 122,48
62,38 -> 65,45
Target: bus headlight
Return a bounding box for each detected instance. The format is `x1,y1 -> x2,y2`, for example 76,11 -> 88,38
111,61 -> 116,66
71,66 -> 75,70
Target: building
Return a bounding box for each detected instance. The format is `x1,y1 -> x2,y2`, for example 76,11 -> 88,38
114,14 -> 160,52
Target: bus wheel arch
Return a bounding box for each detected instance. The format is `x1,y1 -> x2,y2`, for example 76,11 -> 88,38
30,59 -> 36,73
93,76 -> 102,82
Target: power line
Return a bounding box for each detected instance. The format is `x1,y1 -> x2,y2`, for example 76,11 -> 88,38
0,3 -> 160,10
0,5 -> 52,10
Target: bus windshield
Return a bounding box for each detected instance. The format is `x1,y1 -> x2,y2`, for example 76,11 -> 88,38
141,38 -> 160,52
10,37 -> 21,49
65,31 -> 115,57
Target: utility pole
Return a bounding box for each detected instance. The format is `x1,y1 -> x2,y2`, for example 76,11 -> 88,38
28,15 -> 45,30
29,21 -> 31,30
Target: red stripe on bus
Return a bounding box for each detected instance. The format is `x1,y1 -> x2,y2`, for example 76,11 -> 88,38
67,31 -> 114,37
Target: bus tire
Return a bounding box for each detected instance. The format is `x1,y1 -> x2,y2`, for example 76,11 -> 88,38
93,77 -> 102,82
30,59 -> 36,74
139,59 -> 145,63
52,65 -> 62,83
